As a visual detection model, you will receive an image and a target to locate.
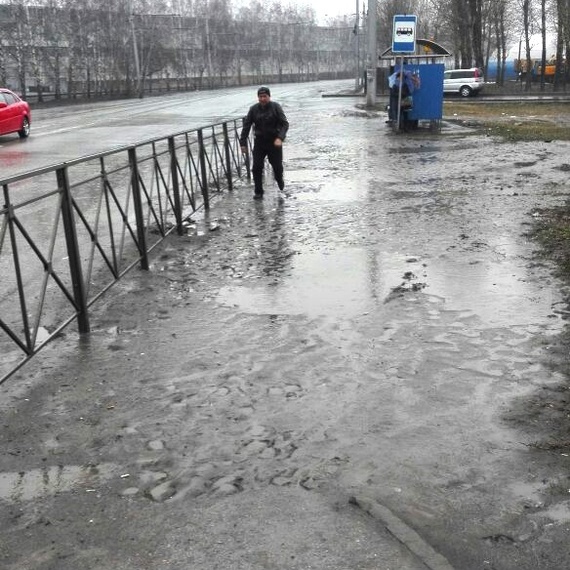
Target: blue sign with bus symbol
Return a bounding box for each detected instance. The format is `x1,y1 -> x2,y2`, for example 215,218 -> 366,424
392,15 -> 417,53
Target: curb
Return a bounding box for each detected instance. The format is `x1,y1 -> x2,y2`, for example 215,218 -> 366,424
350,495 -> 456,570
321,91 -> 365,98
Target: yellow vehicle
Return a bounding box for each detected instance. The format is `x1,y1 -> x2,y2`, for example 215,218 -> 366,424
515,58 -> 562,82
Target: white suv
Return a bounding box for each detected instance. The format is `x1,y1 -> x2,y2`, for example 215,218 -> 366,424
443,68 -> 484,97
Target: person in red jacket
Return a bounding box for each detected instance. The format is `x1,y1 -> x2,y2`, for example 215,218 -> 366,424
239,86 -> 289,200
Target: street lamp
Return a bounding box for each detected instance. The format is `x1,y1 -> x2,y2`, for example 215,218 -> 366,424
366,0 -> 377,105
354,0 -> 360,90
129,0 -> 142,98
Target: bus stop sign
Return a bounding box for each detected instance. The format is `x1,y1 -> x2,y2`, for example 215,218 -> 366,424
392,15 -> 417,54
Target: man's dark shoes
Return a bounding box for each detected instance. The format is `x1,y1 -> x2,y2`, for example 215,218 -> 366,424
253,192 -> 264,200
276,179 -> 285,191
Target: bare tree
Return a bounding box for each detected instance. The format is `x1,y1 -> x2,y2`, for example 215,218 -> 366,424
13,0 -> 559,99
539,0 -> 547,89
521,0 -> 535,90
2,0 -> 33,97
0,4 -> 13,87
553,0 -> 569,90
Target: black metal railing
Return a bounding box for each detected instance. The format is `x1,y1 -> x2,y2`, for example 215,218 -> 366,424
0,118 -> 250,385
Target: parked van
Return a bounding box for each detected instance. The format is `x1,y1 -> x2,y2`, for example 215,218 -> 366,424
443,68 -> 484,97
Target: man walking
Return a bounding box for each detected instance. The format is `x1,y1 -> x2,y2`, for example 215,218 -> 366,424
239,86 -> 289,200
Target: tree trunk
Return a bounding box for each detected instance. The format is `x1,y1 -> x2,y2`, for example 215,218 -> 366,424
467,0 -> 484,68
540,0 -> 547,91
523,0 -> 533,91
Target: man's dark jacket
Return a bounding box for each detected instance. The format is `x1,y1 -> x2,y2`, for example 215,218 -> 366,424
239,101 -> 289,146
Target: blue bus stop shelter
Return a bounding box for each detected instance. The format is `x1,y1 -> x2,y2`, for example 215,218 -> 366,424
379,39 -> 451,132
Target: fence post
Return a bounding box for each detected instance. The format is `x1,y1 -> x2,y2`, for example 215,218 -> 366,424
197,129 -> 210,210
57,167 -> 90,334
241,117 -> 251,180
168,136 -> 184,235
128,147 -> 149,270
223,122 -> 233,191
2,184 -> 33,351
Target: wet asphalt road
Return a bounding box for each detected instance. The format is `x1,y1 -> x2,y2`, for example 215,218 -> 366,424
0,81 -> 350,180
2,81 -> 570,569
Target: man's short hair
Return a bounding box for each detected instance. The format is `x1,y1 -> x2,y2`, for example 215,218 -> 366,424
257,86 -> 271,96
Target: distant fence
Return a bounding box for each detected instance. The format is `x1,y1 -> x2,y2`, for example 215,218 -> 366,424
0,118 -> 249,384
23,72 -> 353,105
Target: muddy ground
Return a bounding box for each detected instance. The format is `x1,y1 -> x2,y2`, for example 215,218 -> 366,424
2,93 -> 570,569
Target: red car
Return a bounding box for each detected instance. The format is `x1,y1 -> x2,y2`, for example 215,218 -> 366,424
0,88 -> 31,138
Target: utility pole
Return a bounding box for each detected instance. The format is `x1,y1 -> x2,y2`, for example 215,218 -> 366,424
366,0 -> 377,106
354,0 -> 360,90
205,15 -> 213,87
129,0 -> 142,98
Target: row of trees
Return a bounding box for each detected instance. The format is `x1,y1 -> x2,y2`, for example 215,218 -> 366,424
0,0 -> 358,101
0,0 -> 569,100
374,0 -> 569,89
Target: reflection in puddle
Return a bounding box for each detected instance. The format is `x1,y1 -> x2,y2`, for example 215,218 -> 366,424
218,248 -> 421,318
34,326 -> 51,343
510,483 -> 570,523
0,463 -> 117,502
218,249 -> 378,317
509,479 -> 547,504
541,501 -> 570,523
425,257 -> 553,326
293,179 -> 369,202
0,147 -> 29,168
217,239 -> 557,329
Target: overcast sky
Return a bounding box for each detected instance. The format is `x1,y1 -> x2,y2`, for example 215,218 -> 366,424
289,0 -> 358,23
231,0 -> 358,24
311,0 -> 357,21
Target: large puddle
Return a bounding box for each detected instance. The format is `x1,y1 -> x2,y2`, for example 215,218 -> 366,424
425,256 -> 554,326
217,245 -> 556,327
218,248 -> 377,318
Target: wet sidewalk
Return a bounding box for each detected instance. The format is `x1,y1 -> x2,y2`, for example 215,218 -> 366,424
2,90 -> 570,570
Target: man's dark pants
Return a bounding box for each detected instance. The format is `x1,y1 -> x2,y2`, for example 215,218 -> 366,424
252,137 -> 284,195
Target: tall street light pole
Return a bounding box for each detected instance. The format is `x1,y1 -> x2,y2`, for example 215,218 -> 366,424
129,0 -> 142,98
354,0 -> 360,90
366,0 -> 377,106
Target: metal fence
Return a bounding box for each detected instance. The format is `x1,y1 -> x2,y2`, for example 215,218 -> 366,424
0,118 -> 249,385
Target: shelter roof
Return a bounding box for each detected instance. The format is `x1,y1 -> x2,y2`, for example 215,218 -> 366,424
380,39 -> 451,58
